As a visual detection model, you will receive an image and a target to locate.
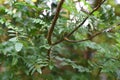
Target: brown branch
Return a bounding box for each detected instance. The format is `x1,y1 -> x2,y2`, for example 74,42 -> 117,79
90,0 -> 106,15
64,25 -> 116,43
47,0 -> 65,45
52,38 -> 64,45
66,0 -> 106,38
52,0 -> 106,45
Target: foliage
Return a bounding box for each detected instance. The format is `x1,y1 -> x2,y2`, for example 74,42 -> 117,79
0,0 -> 120,80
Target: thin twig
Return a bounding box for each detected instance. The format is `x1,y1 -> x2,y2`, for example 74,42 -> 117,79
47,0 -> 65,45
52,38 -> 64,45
64,25 -> 116,43
66,0 -> 106,38
52,0 -> 106,45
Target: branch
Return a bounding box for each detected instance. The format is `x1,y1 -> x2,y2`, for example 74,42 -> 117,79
47,0 -> 65,45
52,0 -> 106,45
66,0 -> 106,38
64,25 -> 117,43
52,38 -> 64,45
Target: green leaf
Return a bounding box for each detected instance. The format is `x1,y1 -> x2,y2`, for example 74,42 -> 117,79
31,68 -> 36,75
9,37 -> 17,42
93,11 -> 100,17
12,57 -> 18,66
36,68 -> 42,74
15,42 -> 23,52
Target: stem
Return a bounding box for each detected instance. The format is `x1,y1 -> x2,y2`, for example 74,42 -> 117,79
47,0 -> 65,45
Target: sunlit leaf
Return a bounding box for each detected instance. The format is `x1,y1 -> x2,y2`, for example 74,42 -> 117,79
15,42 -> 23,52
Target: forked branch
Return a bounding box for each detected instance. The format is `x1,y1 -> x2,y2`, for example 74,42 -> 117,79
66,0 -> 106,38
52,0 -> 106,45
